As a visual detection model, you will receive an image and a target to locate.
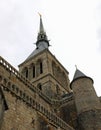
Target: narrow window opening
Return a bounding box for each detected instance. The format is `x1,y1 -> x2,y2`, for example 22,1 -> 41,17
40,62 -> 43,74
39,84 -> 42,90
33,66 -> 35,78
26,69 -> 28,78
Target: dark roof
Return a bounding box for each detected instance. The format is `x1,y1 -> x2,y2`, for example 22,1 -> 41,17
73,69 -> 87,80
25,41 -> 49,61
70,69 -> 93,88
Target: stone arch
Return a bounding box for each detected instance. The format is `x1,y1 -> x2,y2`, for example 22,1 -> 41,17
57,66 -> 62,81
36,59 -> 43,76
22,67 -> 28,78
29,63 -> 36,79
53,65 -> 69,89
52,61 -> 57,76
61,71 -> 68,88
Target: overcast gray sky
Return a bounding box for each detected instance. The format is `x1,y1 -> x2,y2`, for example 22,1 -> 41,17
0,0 -> 101,96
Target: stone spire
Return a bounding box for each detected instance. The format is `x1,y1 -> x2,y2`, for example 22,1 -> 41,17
36,13 -> 49,47
22,14 -> 50,62
38,13 -> 45,35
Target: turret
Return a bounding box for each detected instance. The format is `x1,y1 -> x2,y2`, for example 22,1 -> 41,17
70,69 -> 101,130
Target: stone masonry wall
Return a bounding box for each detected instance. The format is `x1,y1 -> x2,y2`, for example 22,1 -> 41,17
1,91 -> 37,130
0,56 -> 75,130
78,110 -> 101,130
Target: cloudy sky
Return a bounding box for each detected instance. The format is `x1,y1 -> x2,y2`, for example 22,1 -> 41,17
0,0 -> 101,96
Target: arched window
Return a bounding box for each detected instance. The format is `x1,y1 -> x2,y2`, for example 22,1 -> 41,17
36,59 -> 43,76
33,65 -> 35,78
26,69 -> 28,78
40,62 -> 43,74
29,63 -> 35,79
22,67 -> 28,78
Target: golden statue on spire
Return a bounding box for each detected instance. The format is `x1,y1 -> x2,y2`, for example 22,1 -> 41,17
38,12 -> 42,18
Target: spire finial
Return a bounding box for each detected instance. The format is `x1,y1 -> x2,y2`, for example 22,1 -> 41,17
36,13 -> 49,47
75,65 -> 78,70
38,12 -> 45,34
38,12 -> 42,18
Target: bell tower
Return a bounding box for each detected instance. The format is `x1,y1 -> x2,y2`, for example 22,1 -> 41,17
18,15 -> 71,99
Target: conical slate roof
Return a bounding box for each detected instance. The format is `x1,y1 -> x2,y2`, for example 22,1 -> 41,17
73,69 -> 87,80
70,69 -> 93,88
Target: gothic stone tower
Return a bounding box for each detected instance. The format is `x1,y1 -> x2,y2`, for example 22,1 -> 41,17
0,15 -> 74,130
18,15 -> 71,99
70,69 -> 101,130
0,14 -> 101,130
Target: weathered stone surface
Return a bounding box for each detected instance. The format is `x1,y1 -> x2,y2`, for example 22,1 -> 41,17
0,16 -> 101,130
